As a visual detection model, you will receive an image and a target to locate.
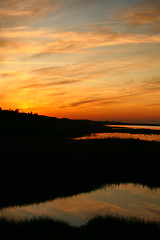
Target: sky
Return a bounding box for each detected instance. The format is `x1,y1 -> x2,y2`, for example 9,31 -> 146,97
0,0 -> 160,123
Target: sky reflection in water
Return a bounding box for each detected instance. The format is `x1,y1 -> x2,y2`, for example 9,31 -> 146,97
75,125 -> 160,141
75,132 -> 160,141
107,125 -> 160,130
0,184 -> 160,226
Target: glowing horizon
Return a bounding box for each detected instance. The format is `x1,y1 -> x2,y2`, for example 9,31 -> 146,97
0,0 -> 160,124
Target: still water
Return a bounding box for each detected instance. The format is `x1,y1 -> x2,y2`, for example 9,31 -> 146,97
75,132 -> 160,141
75,125 -> 160,141
0,184 -> 160,226
107,125 -> 160,130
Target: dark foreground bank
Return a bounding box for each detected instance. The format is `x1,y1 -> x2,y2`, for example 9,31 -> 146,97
0,137 -> 160,209
1,215 -> 160,240
0,109 -> 160,208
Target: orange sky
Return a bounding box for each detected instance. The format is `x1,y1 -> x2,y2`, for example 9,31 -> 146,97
0,0 -> 160,123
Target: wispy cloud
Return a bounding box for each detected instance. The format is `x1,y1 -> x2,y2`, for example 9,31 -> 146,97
62,76 -> 160,108
0,72 -> 20,78
1,17 -> 160,59
0,0 -> 63,27
140,77 -> 160,91
30,56 -> 159,83
65,98 -> 116,108
112,0 -> 160,31
0,38 -> 19,48
31,27 -> 160,56
0,0 -> 96,28
20,79 -> 80,90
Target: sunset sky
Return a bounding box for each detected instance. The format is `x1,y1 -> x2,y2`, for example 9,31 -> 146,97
0,0 -> 160,123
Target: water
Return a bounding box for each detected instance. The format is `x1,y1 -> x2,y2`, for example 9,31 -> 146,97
0,183 -> 160,226
75,132 -> 160,141
75,125 -> 160,141
107,125 -> 160,130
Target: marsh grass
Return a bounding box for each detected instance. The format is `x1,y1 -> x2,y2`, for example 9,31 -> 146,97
0,137 -> 160,209
0,215 -> 160,240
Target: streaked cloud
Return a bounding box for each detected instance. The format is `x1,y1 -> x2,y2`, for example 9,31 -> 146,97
0,0 -> 63,27
0,0 -> 96,28
112,0 -> 160,31
62,76 -> 160,108
32,28 -> 160,56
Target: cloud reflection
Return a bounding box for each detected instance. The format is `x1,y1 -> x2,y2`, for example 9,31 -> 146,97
0,183 -> 160,226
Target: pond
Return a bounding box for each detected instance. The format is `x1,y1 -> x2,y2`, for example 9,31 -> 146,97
0,183 -> 160,226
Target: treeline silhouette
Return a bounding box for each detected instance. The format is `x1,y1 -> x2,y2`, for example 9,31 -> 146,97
0,107 -> 109,138
0,108 -> 159,138
0,108 -> 57,121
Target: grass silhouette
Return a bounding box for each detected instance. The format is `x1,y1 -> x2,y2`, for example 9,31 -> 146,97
0,215 -> 160,240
